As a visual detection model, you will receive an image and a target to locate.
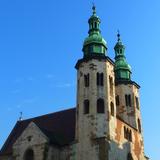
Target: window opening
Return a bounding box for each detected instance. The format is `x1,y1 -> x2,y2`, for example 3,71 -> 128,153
84,74 -> 89,87
97,98 -> 105,113
24,149 -> 34,160
138,118 -> 141,133
124,126 -> 132,142
116,95 -> 120,106
84,100 -> 89,114
135,96 -> 139,109
97,72 -> 104,86
109,76 -> 113,96
94,22 -> 97,28
110,102 -> 114,116
125,94 -> 131,107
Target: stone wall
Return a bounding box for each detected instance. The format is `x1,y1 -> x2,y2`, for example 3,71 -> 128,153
115,83 -> 141,129
75,58 -> 117,160
0,155 -> 11,160
12,122 -> 49,160
109,118 -> 146,160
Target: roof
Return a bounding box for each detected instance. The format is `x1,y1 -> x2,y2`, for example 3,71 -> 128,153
0,108 -> 76,156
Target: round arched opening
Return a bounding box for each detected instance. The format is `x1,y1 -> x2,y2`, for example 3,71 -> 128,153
24,149 -> 34,160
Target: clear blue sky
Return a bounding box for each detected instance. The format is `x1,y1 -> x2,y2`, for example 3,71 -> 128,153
0,0 -> 159,159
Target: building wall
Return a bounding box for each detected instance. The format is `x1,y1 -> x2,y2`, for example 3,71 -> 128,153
115,83 -> 142,129
12,122 -> 49,160
0,155 -> 11,160
59,144 -> 77,160
11,121 -> 76,160
75,57 -> 147,160
109,118 -> 146,160
46,146 -> 60,160
75,58 -> 117,160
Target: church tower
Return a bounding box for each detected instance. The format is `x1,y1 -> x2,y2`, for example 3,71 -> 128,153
114,32 -> 142,131
75,6 -> 147,160
75,5 -> 117,160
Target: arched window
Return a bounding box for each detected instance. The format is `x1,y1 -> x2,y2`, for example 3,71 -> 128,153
138,118 -> 141,133
84,99 -> 89,114
89,45 -> 94,53
109,76 -> 113,96
125,94 -> 131,107
126,128 -> 129,139
94,22 -> 97,28
24,149 -> 34,160
127,152 -> 133,160
110,102 -> 114,116
116,95 -> 120,106
124,126 -> 132,142
91,23 -> 94,29
84,74 -> 89,87
124,126 -> 127,138
129,130 -> 132,142
135,96 -> 139,109
97,98 -> 105,113
97,73 -> 104,86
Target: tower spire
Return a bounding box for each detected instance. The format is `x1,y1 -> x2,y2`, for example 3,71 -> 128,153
92,3 -> 96,15
82,6 -> 107,58
117,30 -> 121,42
114,33 -> 131,81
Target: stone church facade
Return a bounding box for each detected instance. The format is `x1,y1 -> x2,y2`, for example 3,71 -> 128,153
0,6 -> 149,160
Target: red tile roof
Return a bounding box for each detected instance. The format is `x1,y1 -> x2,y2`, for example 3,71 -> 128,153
0,108 -> 76,156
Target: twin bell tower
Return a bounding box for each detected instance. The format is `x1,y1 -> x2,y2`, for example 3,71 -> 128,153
74,5 -> 147,160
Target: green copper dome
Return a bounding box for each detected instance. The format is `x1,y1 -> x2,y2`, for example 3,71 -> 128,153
115,58 -> 131,71
114,32 -> 131,81
82,5 -> 107,58
83,33 -> 106,46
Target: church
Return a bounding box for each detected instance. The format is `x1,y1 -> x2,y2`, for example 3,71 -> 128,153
0,6 -> 149,160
